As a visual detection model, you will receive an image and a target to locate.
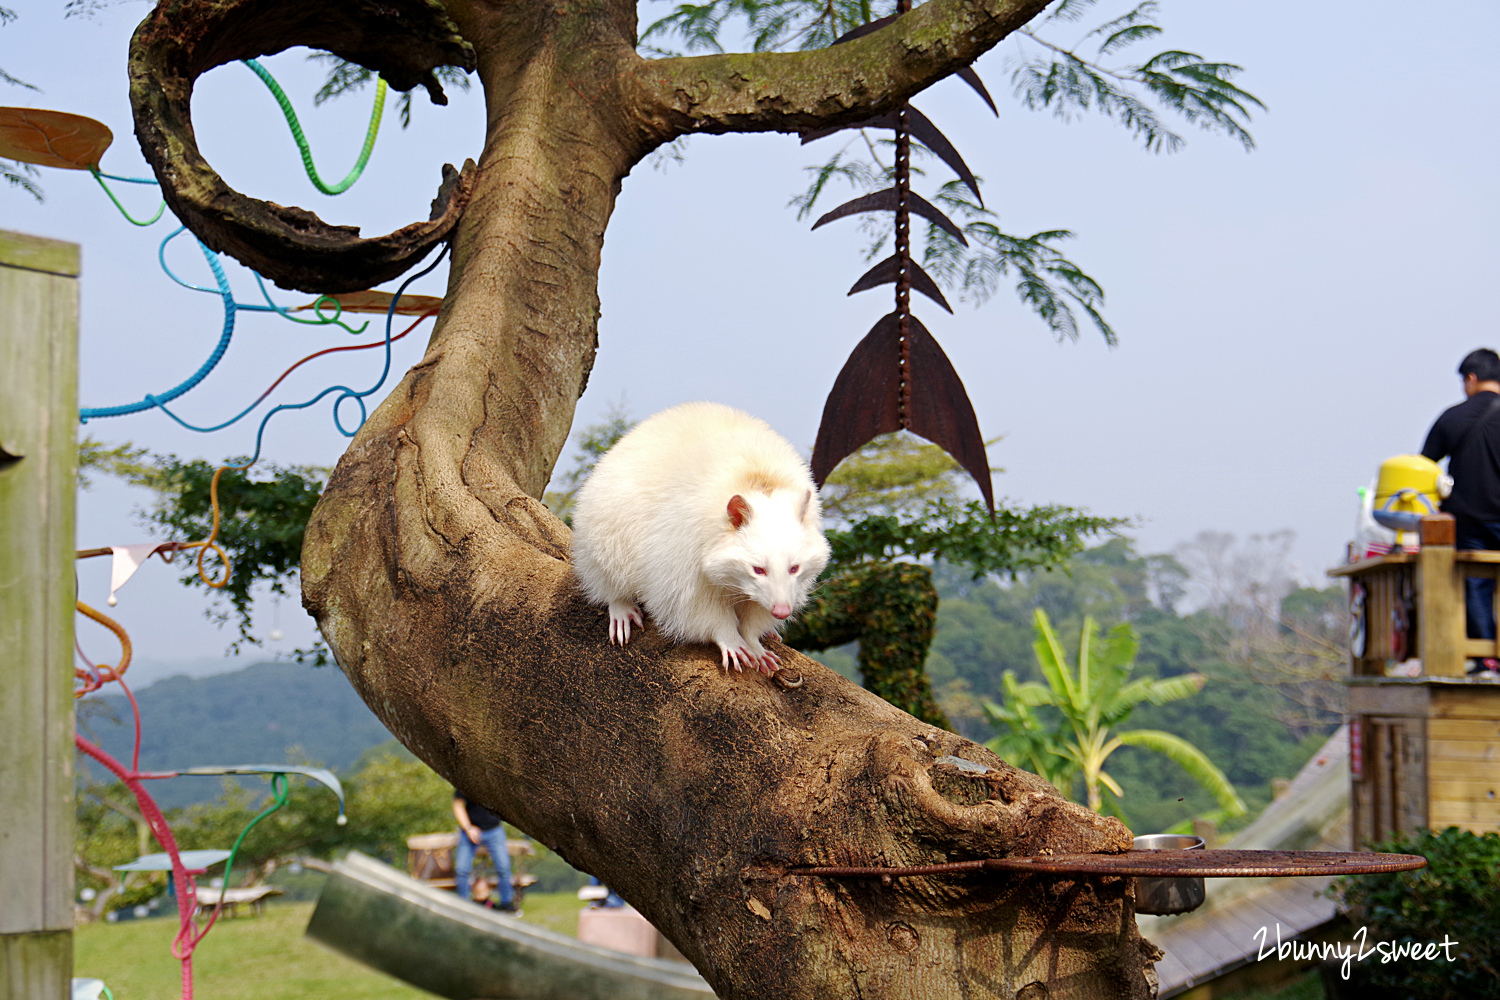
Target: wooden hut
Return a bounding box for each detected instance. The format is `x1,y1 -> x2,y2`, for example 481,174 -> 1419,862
1329,515 -> 1500,846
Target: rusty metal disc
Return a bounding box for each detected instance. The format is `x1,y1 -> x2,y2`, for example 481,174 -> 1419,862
795,849 -> 1427,880
981,850 -> 1427,878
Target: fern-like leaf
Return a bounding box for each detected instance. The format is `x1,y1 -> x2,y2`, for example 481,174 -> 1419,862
307,54 -> 469,129
641,0 -> 875,56
789,149 -> 880,220
1089,1 -> 1162,56
1133,51 -> 1263,151
3,159 -> 42,202
1045,0 -> 1102,25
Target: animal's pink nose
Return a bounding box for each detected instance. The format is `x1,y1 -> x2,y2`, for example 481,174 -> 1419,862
772,603 -> 792,620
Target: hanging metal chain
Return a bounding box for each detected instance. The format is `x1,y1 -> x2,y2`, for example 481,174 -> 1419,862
893,0 -> 914,427
805,2 -> 998,512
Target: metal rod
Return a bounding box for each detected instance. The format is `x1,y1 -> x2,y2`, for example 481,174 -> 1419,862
788,849 -> 1428,881
76,541 -> 194,560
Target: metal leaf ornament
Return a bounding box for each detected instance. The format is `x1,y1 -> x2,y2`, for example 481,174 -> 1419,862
0,107 -> 113,170
295,290 -> 446,315
805,10 -> 997,513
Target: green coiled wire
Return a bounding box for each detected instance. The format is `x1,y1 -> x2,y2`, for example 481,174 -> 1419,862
242,58 -> 386,195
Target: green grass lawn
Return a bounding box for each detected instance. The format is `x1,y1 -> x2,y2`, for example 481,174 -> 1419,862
74,893 -> 589,1000
77,895 -> 1325,1000
513,889 -> 586,938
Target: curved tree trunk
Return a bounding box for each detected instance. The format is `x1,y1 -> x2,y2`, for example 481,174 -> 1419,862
128,0 -> 1160,994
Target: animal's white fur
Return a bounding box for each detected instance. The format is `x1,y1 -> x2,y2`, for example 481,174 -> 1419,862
570,402 -> 831,673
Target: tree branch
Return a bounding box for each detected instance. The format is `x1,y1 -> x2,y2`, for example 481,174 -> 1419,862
625,0 -> 1053,140
128,0 -> 478,293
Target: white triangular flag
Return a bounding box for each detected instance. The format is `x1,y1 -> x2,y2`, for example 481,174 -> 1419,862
108,543 -> 172,605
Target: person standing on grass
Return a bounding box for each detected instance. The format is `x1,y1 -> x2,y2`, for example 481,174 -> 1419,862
1422,348 -> 1500,676
453,789 -> 517,912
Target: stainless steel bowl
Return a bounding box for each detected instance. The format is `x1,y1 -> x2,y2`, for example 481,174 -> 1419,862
1132,834 -> 1206,915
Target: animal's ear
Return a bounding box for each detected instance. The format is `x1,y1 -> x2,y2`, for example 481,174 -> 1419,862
728,494 -> 751,529
798,489 -> 814,523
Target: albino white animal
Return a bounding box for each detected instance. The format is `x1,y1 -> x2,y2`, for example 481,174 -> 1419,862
570,402 -> 831,674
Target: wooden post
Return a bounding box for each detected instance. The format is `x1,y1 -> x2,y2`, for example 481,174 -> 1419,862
1418,515 -> 1464,677
0,230 -> 79,1000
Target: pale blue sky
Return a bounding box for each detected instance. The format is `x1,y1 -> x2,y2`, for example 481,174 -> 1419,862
5,0 -> 1497,681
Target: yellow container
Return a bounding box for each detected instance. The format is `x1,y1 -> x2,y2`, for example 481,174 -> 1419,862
1375,454 -> 1443,515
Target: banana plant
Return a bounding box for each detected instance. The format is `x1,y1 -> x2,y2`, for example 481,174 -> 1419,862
982,608 -> 1246,820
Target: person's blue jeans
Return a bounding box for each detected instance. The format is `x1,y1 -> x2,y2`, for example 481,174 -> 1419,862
454,825 -> 514,906
1455,518 -> 1500,642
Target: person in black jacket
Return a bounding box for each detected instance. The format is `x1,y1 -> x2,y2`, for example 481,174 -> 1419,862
1422,348 -> 1500,674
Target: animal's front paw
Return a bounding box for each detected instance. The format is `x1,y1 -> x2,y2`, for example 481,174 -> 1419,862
608,601 -> 643,645
722,637 -> 779,676
718,642 -> 757,673
738,634 -> 782,676
757,648 -> 782,675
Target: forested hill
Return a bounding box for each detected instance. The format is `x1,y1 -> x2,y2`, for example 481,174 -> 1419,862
811,535 -> 1345,836
78,661 -> 393,810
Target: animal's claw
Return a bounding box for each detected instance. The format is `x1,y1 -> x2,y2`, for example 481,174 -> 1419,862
607,601 -> 642,646
740,648 -> 780,676
719,644 -> 754,673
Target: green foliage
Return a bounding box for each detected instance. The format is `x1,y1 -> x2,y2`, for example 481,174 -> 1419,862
74,902 -> 436,999
0,157 -> 39,201
335,744 -> 456,862
73,775 -> 165,916
792,147 -> 1115,344
982,608 -> 1245,821
171,770 -> 343,881
925,538 -> 1195,726
820,431 -> 973,523
151,459 -> 324,649
1332,827 -> 1500,998
543,402 -> 636,522
785,561 -> 950,728
97,741 -> 453,889
924,182 -> 1114,345
76,665 -> 470,899
906,538 -> 1334,832
979,671 -> 1072,785
827,497 -> 1123,579
307,53 -> 471,129
804,432 -> 1116,729
77,436 -> 153,490
788,149 -> 881,222
88,447 -> 328,651
641,0 -> 878,56
1012,0 -> 1262,154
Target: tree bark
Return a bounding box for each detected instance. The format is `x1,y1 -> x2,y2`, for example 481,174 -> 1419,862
130,0 -> 1161,995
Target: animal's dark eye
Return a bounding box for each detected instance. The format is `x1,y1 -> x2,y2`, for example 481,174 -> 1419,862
753,566 -> 767,576
789,565 -> 800,575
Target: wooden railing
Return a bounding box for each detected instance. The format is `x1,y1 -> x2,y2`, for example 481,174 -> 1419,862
1329,515 -> 1500,677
